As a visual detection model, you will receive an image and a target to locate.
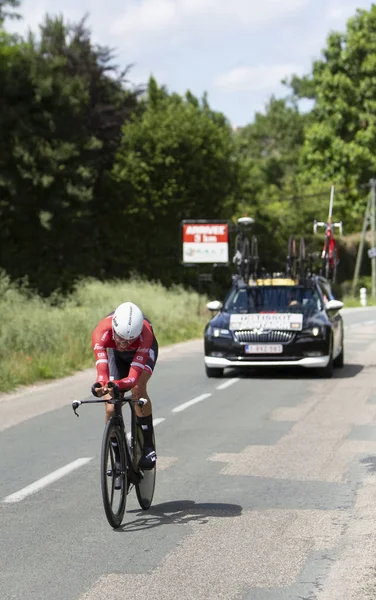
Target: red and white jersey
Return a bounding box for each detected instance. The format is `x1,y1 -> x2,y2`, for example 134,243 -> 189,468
92,312 -> 155,389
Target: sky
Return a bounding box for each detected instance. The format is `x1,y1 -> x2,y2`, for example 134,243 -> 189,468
7,0 -> 375,127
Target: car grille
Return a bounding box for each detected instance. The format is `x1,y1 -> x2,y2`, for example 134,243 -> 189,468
234,330 -> 295,344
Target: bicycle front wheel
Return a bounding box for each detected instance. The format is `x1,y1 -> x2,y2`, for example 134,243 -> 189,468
135,426 -> 156,510
241,237 -> 250,282
100,420 -> 127,528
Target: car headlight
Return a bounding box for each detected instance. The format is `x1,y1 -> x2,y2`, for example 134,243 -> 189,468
207,326 -> 232,338
300,326 -> 325,337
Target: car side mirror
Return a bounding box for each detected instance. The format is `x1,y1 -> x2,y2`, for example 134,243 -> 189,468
206,300 -> 222,312
325,299 -> 344,311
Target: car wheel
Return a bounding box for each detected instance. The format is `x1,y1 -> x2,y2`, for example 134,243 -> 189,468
317,355 -> 334,378
334,346 -> 344,368
205,366 -> 224,378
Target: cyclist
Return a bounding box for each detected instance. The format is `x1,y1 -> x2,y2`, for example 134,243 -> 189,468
91,301 -> 158,470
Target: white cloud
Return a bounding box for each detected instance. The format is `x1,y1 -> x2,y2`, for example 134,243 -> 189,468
213,64 -> 304,92
111,0 -> 176,36
7,0 -> 374,127
296,0 -> 372,59
326,0 -> 368,26
110,0 -> 310,41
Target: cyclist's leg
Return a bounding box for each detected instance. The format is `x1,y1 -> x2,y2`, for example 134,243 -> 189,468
131,338 -> 158,406
132,339 -> 158,469
132,369 -> 152,411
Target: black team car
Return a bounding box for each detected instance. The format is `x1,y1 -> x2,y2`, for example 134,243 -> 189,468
204,275 -> 344,378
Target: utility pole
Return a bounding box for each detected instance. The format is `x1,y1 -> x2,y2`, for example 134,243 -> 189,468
352,179 -> 376,298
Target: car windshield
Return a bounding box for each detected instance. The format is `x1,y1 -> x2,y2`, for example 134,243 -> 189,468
223,285 -> 323,314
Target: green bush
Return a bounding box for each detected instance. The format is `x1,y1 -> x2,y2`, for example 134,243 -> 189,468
0,273 -> 209,393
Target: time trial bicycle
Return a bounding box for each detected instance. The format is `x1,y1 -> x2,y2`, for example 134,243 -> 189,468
313,185 -> 343,282
233,216 -> 259,282
72,382 -> 156,529
286,235 -> 306,280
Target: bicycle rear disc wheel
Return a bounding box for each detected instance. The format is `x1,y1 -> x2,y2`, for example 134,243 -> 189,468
135,426 -> 156,510
101,420 -> 127,528
288,235 -> 296,259
298,237 -> 306,279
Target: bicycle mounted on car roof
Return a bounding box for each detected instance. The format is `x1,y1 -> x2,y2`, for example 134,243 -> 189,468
232,193 -> 343,287
232,217 -> 308,286
232,216 -> 259,284
313,185 -> 343,283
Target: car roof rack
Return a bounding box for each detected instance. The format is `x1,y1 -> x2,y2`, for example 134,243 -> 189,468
232,270 -> 317,289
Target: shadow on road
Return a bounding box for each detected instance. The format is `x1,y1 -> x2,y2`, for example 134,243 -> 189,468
360,455 -> 376,473
333,364 -> 364,378
221,363 -> 364,381
116,500 -> 242,532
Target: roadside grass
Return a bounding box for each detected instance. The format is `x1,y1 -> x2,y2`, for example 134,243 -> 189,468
340,277 -> 376,307
342,295 -> 376,308
0,274 -> 209,393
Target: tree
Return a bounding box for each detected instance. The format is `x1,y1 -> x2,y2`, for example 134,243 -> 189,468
0,0 -> 21,23
232,97 -> 308,270
112,77 -> 240,285
0,14 -> 140,293
290,6 -> 376,222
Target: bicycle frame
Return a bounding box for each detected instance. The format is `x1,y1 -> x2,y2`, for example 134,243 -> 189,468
232,216 -> 255,282
72,393 -> 143,484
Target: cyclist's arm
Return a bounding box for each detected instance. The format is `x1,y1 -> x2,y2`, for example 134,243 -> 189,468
91,317 -> 112,384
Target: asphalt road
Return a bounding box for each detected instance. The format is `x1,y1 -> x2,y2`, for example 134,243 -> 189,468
1,307 -> 376,600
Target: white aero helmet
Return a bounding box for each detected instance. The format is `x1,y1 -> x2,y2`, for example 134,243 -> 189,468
112,302 -> 144,341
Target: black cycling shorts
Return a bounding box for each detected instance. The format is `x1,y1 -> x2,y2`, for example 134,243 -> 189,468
107,337 -> 158,381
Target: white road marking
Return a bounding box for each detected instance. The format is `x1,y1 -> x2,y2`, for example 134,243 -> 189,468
3,457 -> 93,504
216,378 -> 240,390
172,393 -> 212,413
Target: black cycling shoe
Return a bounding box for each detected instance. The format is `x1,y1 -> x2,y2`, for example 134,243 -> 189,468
139,447 -> 157,470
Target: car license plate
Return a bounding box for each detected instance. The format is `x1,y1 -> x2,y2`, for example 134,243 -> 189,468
245,344 -> 283,354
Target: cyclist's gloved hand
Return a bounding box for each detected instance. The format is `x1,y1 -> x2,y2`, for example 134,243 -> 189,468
106,381 -> 120,398
91,382 -> 104,397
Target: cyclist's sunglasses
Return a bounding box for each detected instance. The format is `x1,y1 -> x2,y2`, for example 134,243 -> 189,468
112,331 -> 133,348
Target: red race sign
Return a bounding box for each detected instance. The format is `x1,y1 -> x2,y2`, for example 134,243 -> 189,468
183,224 -> 228,243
